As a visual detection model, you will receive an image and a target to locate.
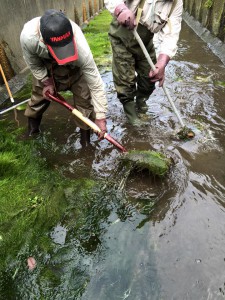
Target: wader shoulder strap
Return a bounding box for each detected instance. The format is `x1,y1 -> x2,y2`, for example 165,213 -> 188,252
136,0 -> 178,26
167,0 -> 178,33
168,0 -> 178,18
136,0 -> 146,25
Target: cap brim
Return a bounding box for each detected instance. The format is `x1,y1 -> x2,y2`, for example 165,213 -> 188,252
47,38 -> 78,65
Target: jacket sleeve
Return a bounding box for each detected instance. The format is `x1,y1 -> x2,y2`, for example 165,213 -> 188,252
154,0 -> 183,58
104,0 -> 124,14
74,25 -> 108,119
20,28 -> 48,81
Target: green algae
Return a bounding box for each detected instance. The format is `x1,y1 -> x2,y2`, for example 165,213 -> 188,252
215,81 -> 225,87
120,150 -> 171,176
39,268 -> 61,287
204,0 -> 213,8
0,151 -> 20,177
13,73 -> 32,101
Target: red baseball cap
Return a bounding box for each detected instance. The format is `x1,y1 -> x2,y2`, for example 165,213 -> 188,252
40,9 -> 78,64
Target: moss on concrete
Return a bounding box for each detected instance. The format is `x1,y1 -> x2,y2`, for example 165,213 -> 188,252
212,0 -> 225,36
194,0 -> 204,19
13,73 -> 32,101
184,0 -> 225,41
120,150 -> 171,177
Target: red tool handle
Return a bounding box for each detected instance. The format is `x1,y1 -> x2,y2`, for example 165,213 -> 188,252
47,93 -> 127,153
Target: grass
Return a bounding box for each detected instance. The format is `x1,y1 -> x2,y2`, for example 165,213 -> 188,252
0,120 -> 70,267
0,8 -> 114,278
0,10 -> 173,296
0,121 -> 105,275
82,9 -> 112,67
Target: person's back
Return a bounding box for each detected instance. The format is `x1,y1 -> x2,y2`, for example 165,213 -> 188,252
20,9 -> 108,145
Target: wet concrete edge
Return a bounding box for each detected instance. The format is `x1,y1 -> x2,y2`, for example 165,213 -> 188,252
0,67 -> 30,105
183,11 -> 225,66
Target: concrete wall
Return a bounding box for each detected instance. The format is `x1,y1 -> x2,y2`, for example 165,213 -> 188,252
0,0 -> 104,82
183,0 -> 225,42
1,0 -> 224,81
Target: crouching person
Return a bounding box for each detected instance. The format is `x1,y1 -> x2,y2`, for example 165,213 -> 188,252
20,9 -> 108,146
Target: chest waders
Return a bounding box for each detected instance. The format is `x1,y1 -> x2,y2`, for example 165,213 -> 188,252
26,61 -> 92,147
109,1 -> 156,126
109,0 -> 177,126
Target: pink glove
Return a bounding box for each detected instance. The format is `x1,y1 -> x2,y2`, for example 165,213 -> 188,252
42,77 -> 55,100
114,3 -> 136,30
95,118 -> 107,140
149,54 -> 170,87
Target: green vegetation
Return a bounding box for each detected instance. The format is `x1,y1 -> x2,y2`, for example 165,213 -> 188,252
0,118 -> 104,270
83,10 -> 112,68
13,73 -> 32,101
0,9 -> 114,296
0,9 -> 175,297
215,80 -> 225,87
204,0 -> 213,8
0,120 -> 69,267
0,10 -> 113,274
120,150 -> 171,176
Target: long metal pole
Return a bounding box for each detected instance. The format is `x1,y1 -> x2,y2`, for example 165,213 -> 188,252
0,98 -> 30,115
133,29 -> 185,128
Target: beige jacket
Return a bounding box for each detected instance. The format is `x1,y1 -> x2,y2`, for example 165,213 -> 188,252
20,17 -> 107,119
104,0 -> 183,58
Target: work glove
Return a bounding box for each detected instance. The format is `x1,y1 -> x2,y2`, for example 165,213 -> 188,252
149,54 -> 170,87
95,118 -> 107,140
114,3 -> 136,30
42,77 -> 55,100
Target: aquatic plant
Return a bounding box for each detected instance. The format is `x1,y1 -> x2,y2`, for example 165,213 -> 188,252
120,150 -> 171,177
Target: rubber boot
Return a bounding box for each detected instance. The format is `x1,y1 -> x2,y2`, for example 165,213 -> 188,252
123,101 -> 142,126
28,116 -> 42,136
80,128 -> 91,147
136,96 -> 149,113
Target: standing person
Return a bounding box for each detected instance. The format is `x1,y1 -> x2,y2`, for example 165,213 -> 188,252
104,0 -> 183,125
20,9 -> 108,146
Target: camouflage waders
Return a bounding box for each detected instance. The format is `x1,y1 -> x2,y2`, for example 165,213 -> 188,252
109,20 -> 156,124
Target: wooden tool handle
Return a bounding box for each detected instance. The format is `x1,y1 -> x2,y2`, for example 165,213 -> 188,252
72,109 -> 101,132
0,64 -> 14,102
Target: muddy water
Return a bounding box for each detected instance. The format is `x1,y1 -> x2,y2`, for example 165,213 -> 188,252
5,21 -> 225,299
